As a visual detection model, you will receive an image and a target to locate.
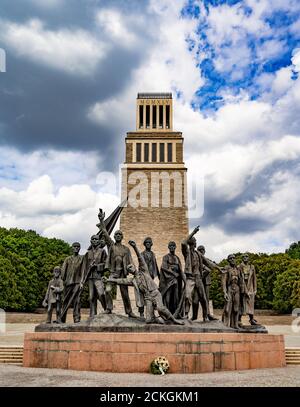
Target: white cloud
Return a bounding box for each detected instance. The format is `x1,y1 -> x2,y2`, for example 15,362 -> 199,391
0,174 -> 120,249
256,39 -> 286,61
0,147 -> 102,190
186,135 -> 300,202
235,170 -> 300,221
292,48 -> 300,72
174,98 -> 272,153
270,67 -> 294,97
95,9 -> 139,47
0,19 -> 107,75
196,222 -> 294,262
0,146 -> 121,249
0,175 -> 97,216
87,96 -> 133,132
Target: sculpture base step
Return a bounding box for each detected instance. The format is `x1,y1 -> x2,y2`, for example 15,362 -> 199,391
34,312 -> 268,334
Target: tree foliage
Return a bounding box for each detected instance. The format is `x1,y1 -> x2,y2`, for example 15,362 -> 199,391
272,262 -> 300,313
0,227 -> 71,311
286,241 -> 300,259
210,252 -> 300,313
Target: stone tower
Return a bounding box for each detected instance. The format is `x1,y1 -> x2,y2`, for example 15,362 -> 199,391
120,92 -> 189,264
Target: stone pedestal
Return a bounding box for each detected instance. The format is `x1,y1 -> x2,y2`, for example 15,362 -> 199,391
23,331 -> 285,373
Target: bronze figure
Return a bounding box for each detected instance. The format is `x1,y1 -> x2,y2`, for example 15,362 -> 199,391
181,226 -> 209,321
159,241 -> 185,315
82,235 -> 107,318
61,242 -> 84,323
141,237 -> 159,280
239,254 -> 259,326
98,210 -> 137,318
222,254 -> 244,329
43,266 -> 64,324
137,237 -> 160,318
196,245 -> 219,321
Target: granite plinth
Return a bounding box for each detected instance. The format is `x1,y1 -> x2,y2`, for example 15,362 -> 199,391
24,313 -> 281,373
23,330 -> 285,373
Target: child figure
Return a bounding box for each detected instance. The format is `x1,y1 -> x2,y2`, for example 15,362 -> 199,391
43,266 -> 64,323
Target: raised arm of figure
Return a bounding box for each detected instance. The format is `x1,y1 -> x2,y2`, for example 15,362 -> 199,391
97,208 -> 114,247
128,240 -> 148,273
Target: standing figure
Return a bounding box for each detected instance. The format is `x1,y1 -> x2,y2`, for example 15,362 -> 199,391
83,235 -> 107,318
98,210 -> 137,318
43,266 -> 64,324
141,237 -> 159,280
195,245 -> 219,321
159,241 -> 185,315
239,254 -> 259,326
138,237 -> 160,317
106,241 -> 184,325
222,254 -> 244,329
181,226 -> 209,321
61,242 -> 84,323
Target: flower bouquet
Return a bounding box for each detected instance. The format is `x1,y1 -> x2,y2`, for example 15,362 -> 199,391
150,356 -> 170,375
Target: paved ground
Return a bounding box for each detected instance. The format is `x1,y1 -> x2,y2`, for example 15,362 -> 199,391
0,363 -> 299,387
266,325 -> 300,347
0,324 -> 36,346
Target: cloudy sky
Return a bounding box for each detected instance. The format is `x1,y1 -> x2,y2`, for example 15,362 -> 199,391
0,0 -> 300,260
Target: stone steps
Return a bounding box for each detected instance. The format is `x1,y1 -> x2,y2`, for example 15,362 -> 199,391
285,348 -> 300,365
0,347 -> 23,365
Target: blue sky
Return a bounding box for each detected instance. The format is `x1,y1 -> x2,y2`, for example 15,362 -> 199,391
0,0 -> 300,259
182,0 -> 300,110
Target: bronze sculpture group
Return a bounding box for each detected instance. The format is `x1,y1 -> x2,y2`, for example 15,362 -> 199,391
44,209 -> 259,329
